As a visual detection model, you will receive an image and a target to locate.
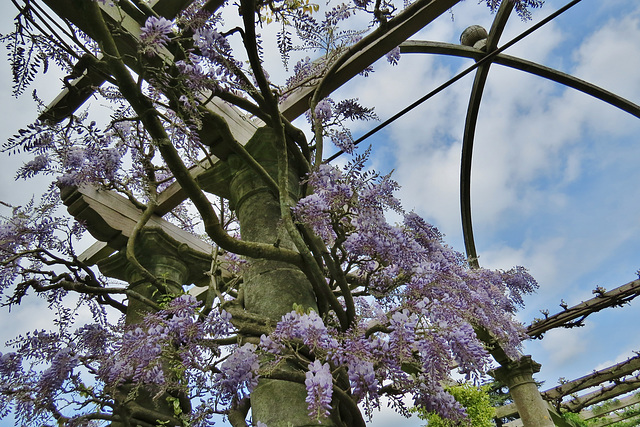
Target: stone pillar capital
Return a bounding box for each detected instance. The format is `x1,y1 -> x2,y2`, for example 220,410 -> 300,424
491,355 -> 554,427
97,227 -> 211,287
97,227 -> 212,324
492,355 -> 542,390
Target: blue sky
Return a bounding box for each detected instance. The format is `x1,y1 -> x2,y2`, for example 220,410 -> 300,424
1,0 -> 639,425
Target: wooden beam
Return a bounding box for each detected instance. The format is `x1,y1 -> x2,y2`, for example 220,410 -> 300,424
579,393 -> 640,421
78,240 -> 119,266
495,355 -> 640,418
39,0 -> 145,122
527,279 -> 640,338
592,412 -> 640,427
60,185 -> 213,258
278,0 -> 461,120
545,355 -> 640,401
38,0 -> 203,122
562,379 -> 640,413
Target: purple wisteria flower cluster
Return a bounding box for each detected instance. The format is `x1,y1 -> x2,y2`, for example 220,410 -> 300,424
102,295 -> 232,388
305,360 -> 333,419
0,294 -> 252,426
287,154 -> 538,419
139,16 -> 174,56
0,0 -> 548,424
11,117 -> 124,188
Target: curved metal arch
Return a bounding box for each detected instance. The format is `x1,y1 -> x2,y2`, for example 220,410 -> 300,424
400,18 -> 640,268
459,1 -> 513,268
399,42 -> 640,119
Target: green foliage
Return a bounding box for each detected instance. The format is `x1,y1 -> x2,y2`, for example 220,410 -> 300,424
562,411 -> 592,427
561,393 -> 640,427
414,383 -> 495,427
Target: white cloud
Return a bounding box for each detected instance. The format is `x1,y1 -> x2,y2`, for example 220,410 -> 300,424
594,349 -> 640,372
540,326 -> 592,367
2,0 -> 640,424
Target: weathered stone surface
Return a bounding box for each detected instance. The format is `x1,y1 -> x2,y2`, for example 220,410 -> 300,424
492,356 -> 554,427
228,128 -> 330,425
251,379 -> 334,427
228,127 -> 318,318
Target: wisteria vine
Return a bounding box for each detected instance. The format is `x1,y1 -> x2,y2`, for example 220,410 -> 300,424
0,0 -> 544,425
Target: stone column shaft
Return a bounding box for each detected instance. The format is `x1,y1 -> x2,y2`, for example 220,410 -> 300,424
492,356 -> 555,427
98,228 -> 210,425
228,127 -> 333,426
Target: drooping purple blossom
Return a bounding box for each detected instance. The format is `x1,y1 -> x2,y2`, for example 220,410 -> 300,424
101,295 -> 232,388
266,310 -> 339,355
56,144 -> 122,187
216,343 -> 260,403
140,16 -> 174,55
288,152 -> 537,419
347,359 -> 377,401
325,4 -> 352,25
330,129 -> 355,154
386,46 -> 401,65
314,98 -> 333,123
36,347 -> 79,405
334,98 -> 377,122
17,154 -> 49,178
305,360 -> 333,419
414,383 -> 468,422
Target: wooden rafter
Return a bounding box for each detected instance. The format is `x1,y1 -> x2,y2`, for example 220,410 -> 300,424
527,279 -> 640,339
544,354 -> 640,403
579,392 -> 640,422
561,377 -> 640,413
592,411 -> 640,427
60,185 -> 213,265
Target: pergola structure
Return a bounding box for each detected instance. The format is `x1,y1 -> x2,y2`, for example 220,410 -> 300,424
10,0 -> 640,425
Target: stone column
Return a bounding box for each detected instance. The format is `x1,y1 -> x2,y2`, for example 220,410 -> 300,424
491,356 -> 555,427
98,227 -> 210,425
98,227 -> 210,323
228,127 -> 333,426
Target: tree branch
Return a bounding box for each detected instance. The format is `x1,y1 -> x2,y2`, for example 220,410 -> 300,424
84,0 -> 302,266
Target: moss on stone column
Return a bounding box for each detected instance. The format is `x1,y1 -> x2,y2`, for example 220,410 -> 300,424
228,127 -> 318,318
229,127 -> 332,426
492,355 -> 554,427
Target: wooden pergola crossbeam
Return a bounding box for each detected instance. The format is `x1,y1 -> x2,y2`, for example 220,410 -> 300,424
60,185 -> 214,266
591,411 -> 640,427
579,392 -> 640,421
561,377 -> 640,413
545,354 -> 640,401
527,279 -> 640,339
37,0 -> 198,122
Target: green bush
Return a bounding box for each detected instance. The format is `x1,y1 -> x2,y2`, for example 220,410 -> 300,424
415,383 -> 495,427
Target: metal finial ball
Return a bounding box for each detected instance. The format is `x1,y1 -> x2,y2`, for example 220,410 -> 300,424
460,25 -> 488,47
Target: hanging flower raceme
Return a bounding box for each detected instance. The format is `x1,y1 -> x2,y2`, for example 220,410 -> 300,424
100,295 -> 232,390
314,99 -> 333,123
305,360 -> 333,419
214,343 -> 260,404
287,155 -> 537,420
140,16 -> 174,55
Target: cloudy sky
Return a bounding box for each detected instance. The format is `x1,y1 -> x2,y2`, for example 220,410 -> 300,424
1,0 -> 640,425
